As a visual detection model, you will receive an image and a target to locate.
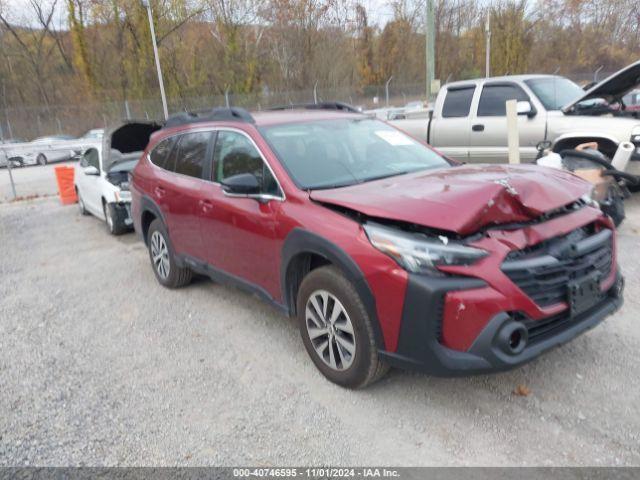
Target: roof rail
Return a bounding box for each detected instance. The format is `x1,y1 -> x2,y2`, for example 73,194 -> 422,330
164,107 -> 255,128
267,102 -> 362,113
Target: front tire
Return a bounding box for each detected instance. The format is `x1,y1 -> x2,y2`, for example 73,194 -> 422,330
103,202 -> 127,235
297,266 -> 388,389
77,189 -> 89,215
37,154 -> 47,166
146,219 -> 192,288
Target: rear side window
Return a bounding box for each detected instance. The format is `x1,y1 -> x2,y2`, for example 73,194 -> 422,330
213,131 -> 280,196
149,136 -> 177,170
477,84 -> 529,116
174,132 -> 211,179
442,87 -> 475,118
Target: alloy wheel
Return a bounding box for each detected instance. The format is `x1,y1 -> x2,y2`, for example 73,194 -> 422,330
150,231 -> 170,279
305,289 -> 356,371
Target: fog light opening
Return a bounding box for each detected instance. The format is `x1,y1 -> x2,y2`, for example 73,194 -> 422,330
509,330 -> 522,350
497,321 -> 528,355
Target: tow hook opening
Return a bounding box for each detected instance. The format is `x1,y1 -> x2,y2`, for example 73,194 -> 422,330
612,275 -> 625,299
498,321 -> 528,355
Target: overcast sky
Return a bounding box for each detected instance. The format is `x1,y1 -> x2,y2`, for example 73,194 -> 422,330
1,0 -> 397,28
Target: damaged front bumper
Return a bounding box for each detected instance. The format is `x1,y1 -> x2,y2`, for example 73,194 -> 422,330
112,201 -> 133,227
378,207 -> 623,376
379,272 -> 623,376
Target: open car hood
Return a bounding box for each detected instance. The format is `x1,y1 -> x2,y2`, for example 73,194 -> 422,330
309,164 -> 592,235
102,121 -> 161,171
562,60 -> 640,113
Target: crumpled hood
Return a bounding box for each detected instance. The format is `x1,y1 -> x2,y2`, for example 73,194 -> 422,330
309,164 -> 592,235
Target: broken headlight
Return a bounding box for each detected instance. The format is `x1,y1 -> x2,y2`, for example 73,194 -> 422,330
363,222 -> 488,275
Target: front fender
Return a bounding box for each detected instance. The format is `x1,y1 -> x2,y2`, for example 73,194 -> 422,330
281,228 -> 386,350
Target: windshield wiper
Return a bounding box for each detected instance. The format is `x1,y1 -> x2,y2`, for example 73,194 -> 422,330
308,180 -> 359,190
361,171 -> 412,183
308,171 -> 413,190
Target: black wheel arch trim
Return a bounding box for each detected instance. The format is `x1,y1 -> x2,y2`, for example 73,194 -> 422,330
137,195 -> 188,267
281,227 -> 386,350
138,195 -> 168,243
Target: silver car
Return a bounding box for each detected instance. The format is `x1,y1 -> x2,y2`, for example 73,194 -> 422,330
25,135 -> 78,165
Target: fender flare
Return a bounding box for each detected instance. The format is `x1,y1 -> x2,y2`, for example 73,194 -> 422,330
139,195 -> 167,243
281,228 -> 386,350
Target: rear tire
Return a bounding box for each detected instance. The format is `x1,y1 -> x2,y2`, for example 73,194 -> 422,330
37,154 -> 47,166
297,266 -> 389,389
147,219 -> 192,288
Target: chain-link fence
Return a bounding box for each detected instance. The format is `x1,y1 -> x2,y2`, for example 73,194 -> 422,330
0,83 -> 427,141
0,69 -> 618,142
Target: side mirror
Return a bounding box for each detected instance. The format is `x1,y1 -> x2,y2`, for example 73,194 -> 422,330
222,173 -> 260,195
517,100 -> 536,118
536,140 -> 552,152
83,166 -> 99,176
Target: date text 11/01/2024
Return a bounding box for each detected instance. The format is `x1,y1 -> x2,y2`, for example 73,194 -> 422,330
232,468 -> 401,477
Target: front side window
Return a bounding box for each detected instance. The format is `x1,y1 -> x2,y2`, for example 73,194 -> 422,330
442,87 -> 475,118
525,77 -> 587,110
81,148 -> 100,170
213,131 -> 280,196
150,136 -> 177,170
477,84 -> 530,116
174,132 -> 211,179
260,118 -> 449,190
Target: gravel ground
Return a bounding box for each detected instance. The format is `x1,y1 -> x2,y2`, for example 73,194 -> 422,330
0,168 -> 639,466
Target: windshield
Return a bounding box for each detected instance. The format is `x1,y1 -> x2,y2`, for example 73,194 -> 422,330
260,118 -> 449,190
525,77 -> 588,110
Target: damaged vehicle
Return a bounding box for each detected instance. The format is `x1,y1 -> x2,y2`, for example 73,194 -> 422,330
391,60 -> 640,173
131,105 -> 623,388
75,121 -> 160,235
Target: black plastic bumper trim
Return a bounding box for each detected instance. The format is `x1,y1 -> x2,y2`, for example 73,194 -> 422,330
380,272 -> 623,377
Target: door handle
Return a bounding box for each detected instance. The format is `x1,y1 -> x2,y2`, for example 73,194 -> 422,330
154,186 -> 166,198
199,199 -> 213,212
472,124 -> 485,132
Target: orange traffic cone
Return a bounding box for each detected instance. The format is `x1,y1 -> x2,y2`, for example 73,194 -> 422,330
54,166 -> 78,205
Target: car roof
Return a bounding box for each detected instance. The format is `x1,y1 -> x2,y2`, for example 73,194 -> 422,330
251,109 -> 366,127
445,74 -> 559,88
153,107 -> 371,143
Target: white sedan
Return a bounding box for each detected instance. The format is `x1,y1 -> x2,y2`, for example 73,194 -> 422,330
75,144 -> 136,235
74,122 -> 160,235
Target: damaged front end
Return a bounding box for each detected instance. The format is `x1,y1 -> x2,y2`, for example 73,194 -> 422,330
311,164 -> 623,375
362,222 -> 487,276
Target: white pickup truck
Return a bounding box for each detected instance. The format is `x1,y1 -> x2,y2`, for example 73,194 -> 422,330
391,61 -> 640,174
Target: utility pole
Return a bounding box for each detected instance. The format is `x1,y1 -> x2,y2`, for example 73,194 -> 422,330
142,0 -> 168,120
425,0 -> 435,101
485,13 -> 491,78
2,80 -> 13,140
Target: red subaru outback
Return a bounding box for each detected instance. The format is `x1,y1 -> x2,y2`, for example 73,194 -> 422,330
131,104 -> 624,388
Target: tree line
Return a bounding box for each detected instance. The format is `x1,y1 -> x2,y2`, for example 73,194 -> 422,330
0,0 -> 638,110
